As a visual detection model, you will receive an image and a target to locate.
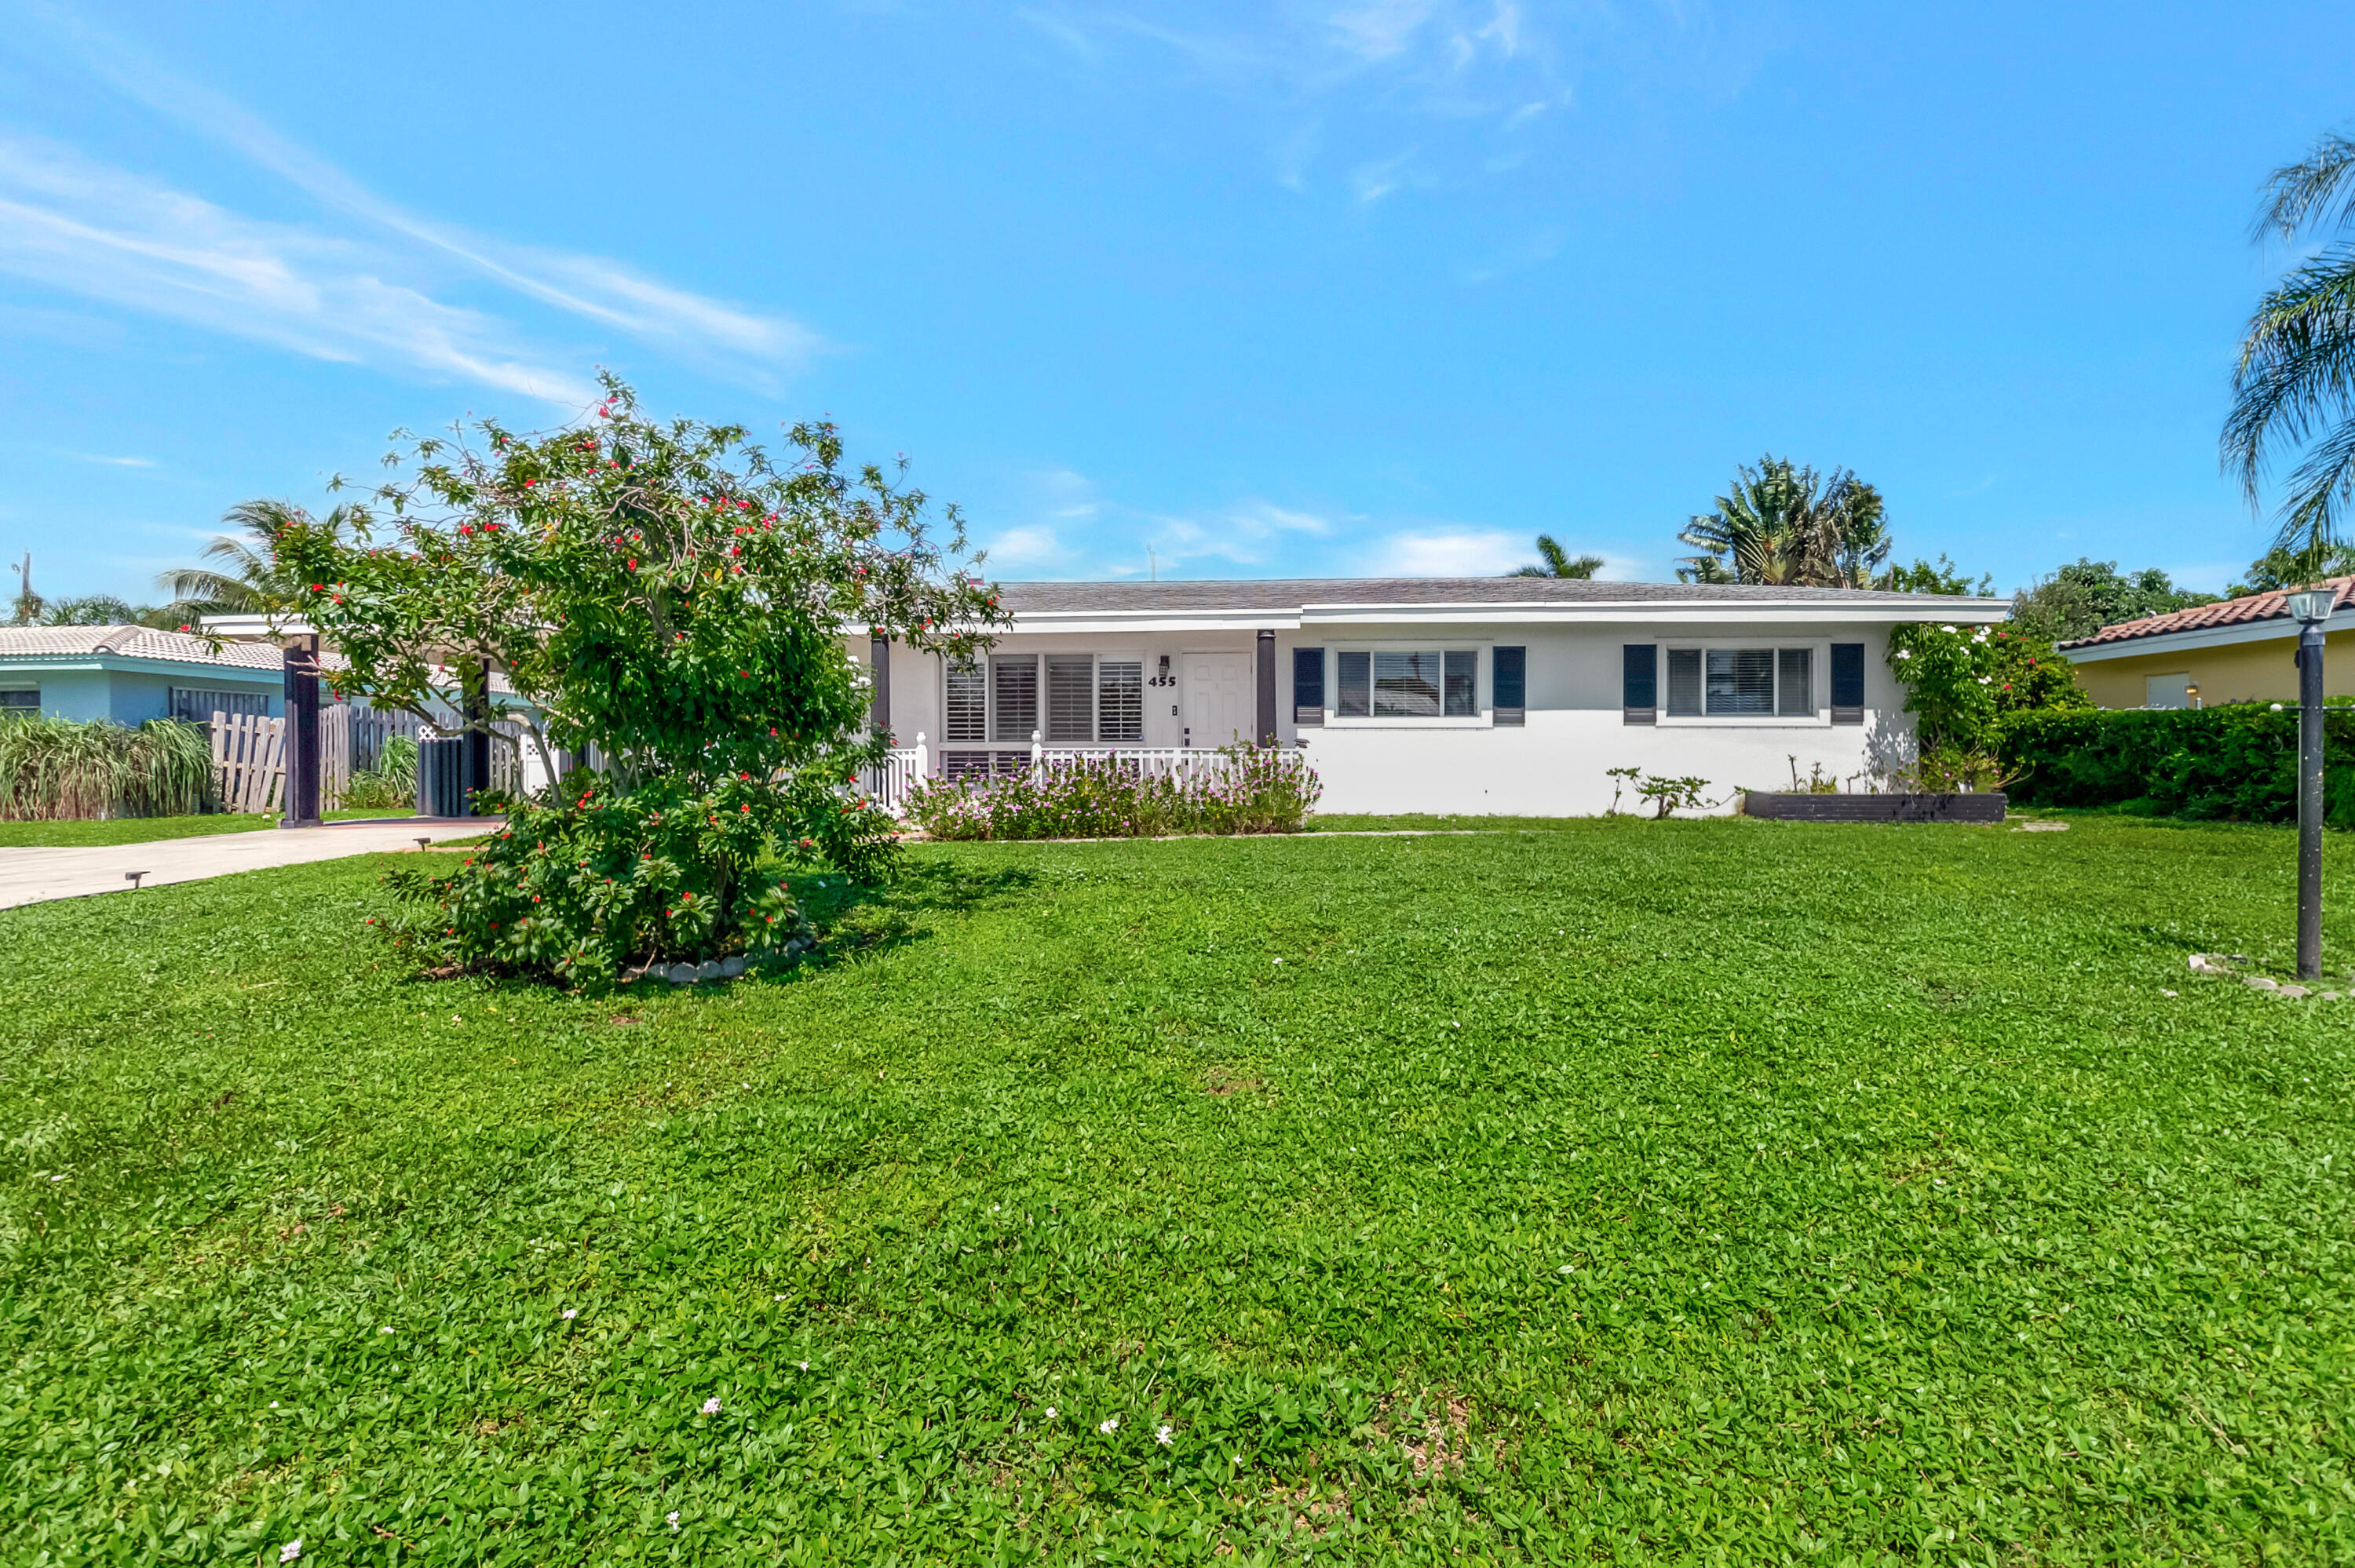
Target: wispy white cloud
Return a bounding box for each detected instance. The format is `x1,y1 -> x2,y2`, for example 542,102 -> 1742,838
1018,0 -> 1754,216
6,1 -> 822,398
0,136 -> 597,403
73,453 -> 155,468
1374,527 -> 1525,575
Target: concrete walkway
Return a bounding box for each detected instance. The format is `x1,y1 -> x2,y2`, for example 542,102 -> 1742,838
0,819 -> 494,910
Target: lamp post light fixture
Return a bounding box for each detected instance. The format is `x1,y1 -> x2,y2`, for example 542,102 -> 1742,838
2287,586 -> 2337,979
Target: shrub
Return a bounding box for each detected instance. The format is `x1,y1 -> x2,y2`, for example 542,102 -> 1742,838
339,734 -> 418,811
904,745 -> 1321,841
275,374 -> 1001,982
1888,620 -> 2087,788
370,769 -> 888,986
1999,701 -> 2355,824
0,717 -> 214,821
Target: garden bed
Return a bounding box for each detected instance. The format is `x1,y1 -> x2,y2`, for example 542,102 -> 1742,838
1745,789 -> 2006,822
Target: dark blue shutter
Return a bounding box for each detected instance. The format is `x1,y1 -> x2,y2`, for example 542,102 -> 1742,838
1493,647 -> 1525,725
1623,644 -> 1657,724
1831,643 -> 1864,723
1293,647 -> 1324,726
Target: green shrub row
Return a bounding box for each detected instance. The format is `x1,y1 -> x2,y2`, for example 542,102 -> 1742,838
904,746 -> 1322,841
1998,701 -> 2355,824
0,715 -> 214,821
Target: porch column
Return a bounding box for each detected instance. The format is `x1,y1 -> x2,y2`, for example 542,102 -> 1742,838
1255,629 -> 1278,746
462,657 -> 492,815
279,634 -> 323,828
869,631 -> 893,741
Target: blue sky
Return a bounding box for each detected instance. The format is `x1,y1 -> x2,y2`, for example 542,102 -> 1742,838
2,1 -> 2350,603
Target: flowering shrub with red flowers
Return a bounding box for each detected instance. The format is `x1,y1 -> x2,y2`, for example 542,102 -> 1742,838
274,372 -> 1006,982
374,770 -> 884,986
1887,620 -> 2087,789
904,744 -> 1320,840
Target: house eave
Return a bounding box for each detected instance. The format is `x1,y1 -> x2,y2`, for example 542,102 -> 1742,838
991,596 -> 2012,636
2058,608 -> 2355,663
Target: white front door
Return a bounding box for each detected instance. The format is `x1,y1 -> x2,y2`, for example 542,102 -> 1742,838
1184,653 -> 1252,746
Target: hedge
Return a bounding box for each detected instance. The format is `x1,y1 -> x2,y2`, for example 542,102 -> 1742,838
1998,701 -> 2355,825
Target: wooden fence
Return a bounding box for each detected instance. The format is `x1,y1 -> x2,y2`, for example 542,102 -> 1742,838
211,711 -> 287,814
209,704 -> 528,814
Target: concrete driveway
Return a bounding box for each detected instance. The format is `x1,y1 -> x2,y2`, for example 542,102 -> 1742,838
0,819 -> 495,910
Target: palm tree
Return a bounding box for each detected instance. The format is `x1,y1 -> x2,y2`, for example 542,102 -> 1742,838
2225,130 -> 2355,556
156,499 -> 357,615
1676,457 -> 1890,587
1510,534 -> 1604,578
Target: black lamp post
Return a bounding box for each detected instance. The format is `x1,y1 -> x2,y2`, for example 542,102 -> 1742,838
2287,586 -> 2336,979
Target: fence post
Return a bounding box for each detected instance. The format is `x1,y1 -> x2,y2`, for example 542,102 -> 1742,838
1030,729 -> 1042,782
913,731 -> 929,780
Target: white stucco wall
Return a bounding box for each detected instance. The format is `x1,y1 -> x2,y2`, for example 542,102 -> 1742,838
860,618 -> 1918,818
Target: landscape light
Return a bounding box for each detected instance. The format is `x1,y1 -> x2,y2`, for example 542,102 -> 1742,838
2286,588 -> 2335,625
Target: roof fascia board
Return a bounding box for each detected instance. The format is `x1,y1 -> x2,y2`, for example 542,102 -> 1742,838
2059,609 -> 2355,662
995,599 -> 2010,633
0,652 -> 287,680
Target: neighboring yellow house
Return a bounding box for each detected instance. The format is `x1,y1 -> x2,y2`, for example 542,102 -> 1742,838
2057,576 -> 2355,707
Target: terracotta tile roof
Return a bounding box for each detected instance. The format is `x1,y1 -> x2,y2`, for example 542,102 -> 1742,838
2057,575 -> 2355,650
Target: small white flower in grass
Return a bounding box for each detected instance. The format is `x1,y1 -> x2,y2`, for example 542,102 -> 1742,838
279,1541 -> 302,1563
561,1307 -> 579,1320
700,1396 -> 722,1416
1044,1406 -> 1057,1420
1558,1264 -> 1573,1274
1156,1424 -> 1174,1446
798,1360 -> 809,1371
1099,1416 -> 1119,1434
666,1510 -> 681,1533
774,1293 -> 789,1302
378,1326 -> 393,1335
2160,988 -> 2178,997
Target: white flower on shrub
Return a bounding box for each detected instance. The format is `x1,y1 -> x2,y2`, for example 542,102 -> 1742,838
1099,1416 -> 1119,1434
1894,648 -> 1912,660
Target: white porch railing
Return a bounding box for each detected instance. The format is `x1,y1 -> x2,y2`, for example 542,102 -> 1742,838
863,731 -> 1243,814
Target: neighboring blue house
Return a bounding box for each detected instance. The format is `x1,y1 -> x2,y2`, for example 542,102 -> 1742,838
0,625 -> 291,724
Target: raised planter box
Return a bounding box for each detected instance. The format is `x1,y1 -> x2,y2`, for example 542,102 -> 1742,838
1745,791 -> 2006,824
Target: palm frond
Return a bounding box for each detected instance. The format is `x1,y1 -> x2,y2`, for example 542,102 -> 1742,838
2255,130 -> 2355,242
2224,246 -> 2355,527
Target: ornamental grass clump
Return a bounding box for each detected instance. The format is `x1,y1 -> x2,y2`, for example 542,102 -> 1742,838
0,715 -> 214,821
904,743 -> 1320,841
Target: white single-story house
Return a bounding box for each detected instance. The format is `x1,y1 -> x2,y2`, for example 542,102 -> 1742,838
0,624 -> 294,723
857,578 -> 2012,816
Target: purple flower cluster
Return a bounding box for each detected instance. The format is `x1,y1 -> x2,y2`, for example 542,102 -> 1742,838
904,745 -> 1322,841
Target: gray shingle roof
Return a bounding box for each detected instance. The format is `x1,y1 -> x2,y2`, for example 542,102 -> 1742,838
995,577 -> 2005,613
0,625 -> 294,669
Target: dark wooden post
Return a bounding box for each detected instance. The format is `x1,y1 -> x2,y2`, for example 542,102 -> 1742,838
1255,629 -> 1278,746
869,632 -> 893,741
463,657 -> 492,816
279,634 -> 322,828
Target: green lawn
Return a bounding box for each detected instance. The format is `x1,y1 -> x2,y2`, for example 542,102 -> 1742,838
0,807 -> 417,848
3,817 -> 2350,1563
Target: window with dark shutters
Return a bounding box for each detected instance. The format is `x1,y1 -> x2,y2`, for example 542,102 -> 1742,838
1830,643 -> 1864,724
1293,647 -> 1324,725
1494,646 -> 1526,726
1623,645 -> 1656,724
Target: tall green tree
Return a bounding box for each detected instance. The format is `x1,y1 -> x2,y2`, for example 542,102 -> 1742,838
2226,540 -> 2355,598
2009,559 -> 2215,644
1509,534 -> 1603,578
156,500 -> 359,615
2224,129 -> 2355,556
1676,456 -> 1891,586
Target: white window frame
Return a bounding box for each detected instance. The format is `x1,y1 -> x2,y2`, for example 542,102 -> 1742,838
1321,641 -> 1492,729
1654,641 -> 1828,727
947,651 -> 1151,745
